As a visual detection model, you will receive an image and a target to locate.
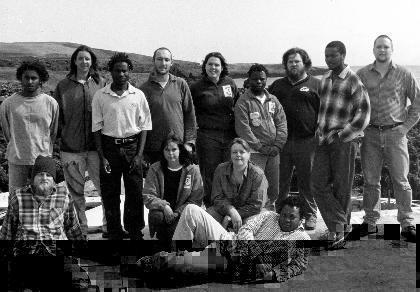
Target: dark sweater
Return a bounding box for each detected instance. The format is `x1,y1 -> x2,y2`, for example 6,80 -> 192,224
190,76 -> 240,133
268,75 -> 320,139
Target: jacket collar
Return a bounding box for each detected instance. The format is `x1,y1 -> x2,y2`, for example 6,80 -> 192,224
103,82 -> 136,97
148,71 -> 177,83
223,161 -> 249,178
368,61 -> 397,72
244,88 -> 274,102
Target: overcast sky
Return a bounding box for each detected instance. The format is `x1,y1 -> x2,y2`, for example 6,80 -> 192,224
2,0 -> 420,66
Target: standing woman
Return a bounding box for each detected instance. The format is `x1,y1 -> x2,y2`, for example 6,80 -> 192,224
190,52 -> 240,206
143,134 -> 204,248
54,45 -> 107,237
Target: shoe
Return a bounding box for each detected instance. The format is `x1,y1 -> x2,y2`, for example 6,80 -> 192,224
328,232 -> 346,250
353,222 -> 378,238
318,230 -> 336,241
401,226 -> 416,243
102,230 -> 130,239
304,216 -> 317,230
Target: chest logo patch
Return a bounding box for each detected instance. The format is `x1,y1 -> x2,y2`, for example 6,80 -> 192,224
184,175 -> 192,189
300,86 -> 309,92
222,85 -> 233,97
268,101 -> 276,114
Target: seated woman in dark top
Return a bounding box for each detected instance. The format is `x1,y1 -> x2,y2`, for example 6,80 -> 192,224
143,134 -> 204,247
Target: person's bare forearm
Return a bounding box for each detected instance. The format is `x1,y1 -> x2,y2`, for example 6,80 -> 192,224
136,130 -> 148,157
93,131 -> 105,160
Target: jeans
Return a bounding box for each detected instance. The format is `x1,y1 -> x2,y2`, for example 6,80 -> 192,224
100,137 -> 144,239
61,151 -> 106,235
311,138 -> 357,232
277,137 -> 317,218
148,209 -> 179,243
250,153 -> 279,209
361,127 -> 414,228
8,163 -> 32,193
197,130 -> 233,206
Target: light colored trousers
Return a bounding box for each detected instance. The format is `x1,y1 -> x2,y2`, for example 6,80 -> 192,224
61,151 -> 106,235
172,204 -> 230,247
361,127 -> 414,228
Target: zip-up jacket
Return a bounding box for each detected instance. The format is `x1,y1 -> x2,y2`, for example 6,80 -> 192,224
54,75 -> 105,152
143,162 -> 204,215
234,89 -> 288,152
190,75 -> 240,133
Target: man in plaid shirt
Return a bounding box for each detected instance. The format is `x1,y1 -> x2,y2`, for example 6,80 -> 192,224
356,35 -> 419,243
312,41 -> 370,249
138,196 -> 310,284
0,155 -> 85,252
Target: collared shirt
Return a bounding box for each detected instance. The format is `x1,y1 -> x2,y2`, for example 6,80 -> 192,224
91,83 -> 152,138
357,62 -> 420,130
211,161 -> 268,220
54,74 -> 105,152
0,93 -> 59,165
140,73 -> 197,152
0,184 -> 84,255
234,89 -> 288,152
268,75 -> 321,139
317,66 -> 371,144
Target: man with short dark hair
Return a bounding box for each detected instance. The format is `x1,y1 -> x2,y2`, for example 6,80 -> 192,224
312,41 -> 370,249
92,52 -> 152,240
140,47 -> 197,164
235,64 -> 288,211
357,35 -> 419,242
268,47 -> 320,230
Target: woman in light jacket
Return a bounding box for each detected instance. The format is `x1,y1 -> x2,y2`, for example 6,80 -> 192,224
143,134 -> 204,247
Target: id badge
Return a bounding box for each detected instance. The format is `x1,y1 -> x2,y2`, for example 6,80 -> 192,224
222,85 -> 233,97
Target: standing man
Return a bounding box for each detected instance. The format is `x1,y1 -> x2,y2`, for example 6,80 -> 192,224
140,47 -> 197,164
235,64 -> 288,211
268,48 -> 320,230
312,41 -> 370,249
92,53 -> 152,240
0,60 -> 58,194
357,35 -> 419,242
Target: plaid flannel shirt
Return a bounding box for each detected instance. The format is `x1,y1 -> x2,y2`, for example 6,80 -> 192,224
317,66 -> 371,144
0,184 -> 84,256
218,211 -> 310,283
357,62 -> 420,130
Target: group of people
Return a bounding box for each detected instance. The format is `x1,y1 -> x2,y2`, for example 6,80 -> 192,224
0,33 -> 418,285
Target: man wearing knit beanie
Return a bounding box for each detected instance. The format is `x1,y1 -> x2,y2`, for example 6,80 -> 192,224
30,155 -> 57,197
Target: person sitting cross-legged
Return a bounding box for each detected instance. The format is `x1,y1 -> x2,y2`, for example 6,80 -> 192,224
143,134 -> 204,249
138,196 -> 310,284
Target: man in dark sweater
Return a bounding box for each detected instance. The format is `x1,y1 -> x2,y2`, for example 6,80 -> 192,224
268,47 -> 320,230
140,47 -> 197,164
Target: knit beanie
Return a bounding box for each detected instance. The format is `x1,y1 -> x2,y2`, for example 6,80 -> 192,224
31,155 -> 57,182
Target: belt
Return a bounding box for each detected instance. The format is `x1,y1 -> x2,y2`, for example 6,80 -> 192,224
102,134 -> 138,145
368,122 -> 403,131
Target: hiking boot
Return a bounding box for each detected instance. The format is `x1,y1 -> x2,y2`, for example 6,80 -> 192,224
401,226 -> 416,243
102,229 -> 130,239
329,232 -> 346,250
304,216 -> 317,230
319,230 -> 336,241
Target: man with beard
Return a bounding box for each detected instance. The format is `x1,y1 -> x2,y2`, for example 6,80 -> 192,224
234,64 -> 288,211
268,48 -> 320,230
0,155 -> 89,290
92,52 -> 152,240
313,41 -> 370,249
140,47 -> 197,164
357,35 -> 420,243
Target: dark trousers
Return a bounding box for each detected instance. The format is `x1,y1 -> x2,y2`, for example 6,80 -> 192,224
148,210 -> 179,247
277,137 -> 318,218
197,130 -> 233,206
311,139 -> 357,232
101,137 -> 144,239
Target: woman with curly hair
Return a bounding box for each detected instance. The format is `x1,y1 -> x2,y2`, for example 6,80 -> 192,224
190,52 -> 240,206
0,59 -> 59,193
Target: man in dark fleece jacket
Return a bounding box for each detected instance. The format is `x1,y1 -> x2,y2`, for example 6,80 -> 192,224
140,47 -> 197,164
268,47 -> 320,231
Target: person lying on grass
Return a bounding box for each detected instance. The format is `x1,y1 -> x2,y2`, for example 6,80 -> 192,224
138,196 -> 310,284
